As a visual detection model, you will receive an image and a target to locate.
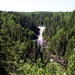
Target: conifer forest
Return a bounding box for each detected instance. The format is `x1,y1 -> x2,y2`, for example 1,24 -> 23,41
0,10 -> 75,75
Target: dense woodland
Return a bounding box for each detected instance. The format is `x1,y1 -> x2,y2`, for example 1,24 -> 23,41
0,10 -> 75,75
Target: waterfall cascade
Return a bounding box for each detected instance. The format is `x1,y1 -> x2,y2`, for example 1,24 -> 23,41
37,26 -> 45,47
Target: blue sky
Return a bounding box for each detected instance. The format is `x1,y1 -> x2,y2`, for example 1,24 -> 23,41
0,0 -> 75,12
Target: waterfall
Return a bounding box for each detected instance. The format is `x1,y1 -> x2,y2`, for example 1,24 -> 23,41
37,26 -> 45,47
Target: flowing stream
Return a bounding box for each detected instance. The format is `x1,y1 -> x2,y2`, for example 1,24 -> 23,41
37,26 -> 45,47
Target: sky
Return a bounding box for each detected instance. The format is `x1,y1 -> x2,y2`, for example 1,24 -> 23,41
0,0 -> 75,12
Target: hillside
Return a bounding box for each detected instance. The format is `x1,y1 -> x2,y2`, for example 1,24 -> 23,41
0,10 -> 75,75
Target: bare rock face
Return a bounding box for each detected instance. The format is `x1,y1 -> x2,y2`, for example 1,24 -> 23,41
50,54 -> 67,67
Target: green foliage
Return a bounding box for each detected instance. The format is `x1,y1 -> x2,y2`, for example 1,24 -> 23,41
45,62 -> 65,75
67,54 -> 75,75
65,36 -> 75,60
0,11 -> 39,75
17,62 -> 65,75
0,10 -> 75,75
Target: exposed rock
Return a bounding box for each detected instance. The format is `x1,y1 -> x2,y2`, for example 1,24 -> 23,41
50,54 -> 67,66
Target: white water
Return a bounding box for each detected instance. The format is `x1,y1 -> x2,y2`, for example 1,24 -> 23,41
37,26 -> 45,46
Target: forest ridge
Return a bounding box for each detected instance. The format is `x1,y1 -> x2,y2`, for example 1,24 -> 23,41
0,10 -> 75,75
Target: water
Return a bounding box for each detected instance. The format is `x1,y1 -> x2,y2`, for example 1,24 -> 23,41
37,26 -> 45,47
